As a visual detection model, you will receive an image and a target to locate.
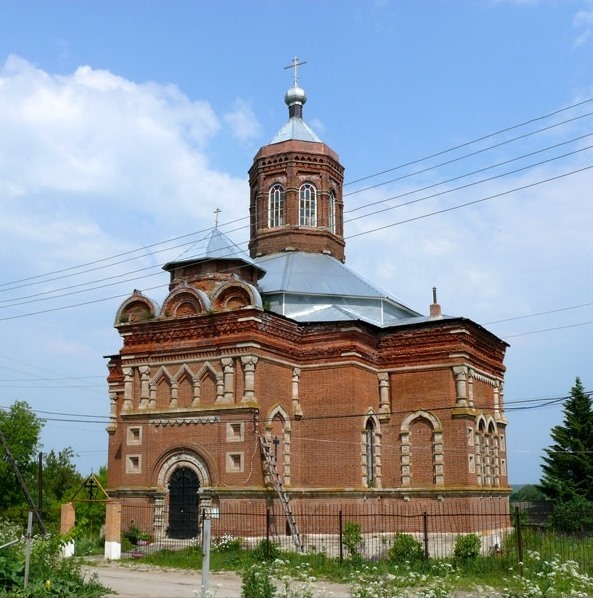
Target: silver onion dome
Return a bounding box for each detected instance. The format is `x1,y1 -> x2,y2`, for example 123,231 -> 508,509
285,84 -> 307,106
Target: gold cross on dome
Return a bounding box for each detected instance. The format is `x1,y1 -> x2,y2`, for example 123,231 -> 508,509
284,56 -> 307,87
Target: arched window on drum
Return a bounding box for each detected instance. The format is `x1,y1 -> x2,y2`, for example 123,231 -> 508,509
268,184 -> 285,228
299,183 -> 317,226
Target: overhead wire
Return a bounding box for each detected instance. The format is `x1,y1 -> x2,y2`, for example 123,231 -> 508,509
1,142 -> 591,310
344,114 -> 593,202
347,165 -> 593,239
1,101 -> 591,296
0,101 -> 590,347
2,389 -> 590,427
1,163 -> 590,335
343,98 -> 593,186
485,303 -> 593,325
344,145 -> 592,225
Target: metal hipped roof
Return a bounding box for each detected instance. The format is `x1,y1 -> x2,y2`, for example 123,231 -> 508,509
167,227 -> 260,267
270,117 -> 322,144
256,252 -> 414,304
255,252 -> 423,326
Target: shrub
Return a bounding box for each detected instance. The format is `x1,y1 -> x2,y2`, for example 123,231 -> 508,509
453,533 -> 481,561
122,522 -> 141,545
212,534 -> 242,553
501,550 -> 593,598
387,533 -> 424,564
0,521 -> 109,597
251,538 -> 280,562
241,562 -> 276,598
273,560 -> 316,598
343,521 -> 363,562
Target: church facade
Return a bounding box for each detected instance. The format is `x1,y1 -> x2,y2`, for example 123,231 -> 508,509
105,71 -> 510,546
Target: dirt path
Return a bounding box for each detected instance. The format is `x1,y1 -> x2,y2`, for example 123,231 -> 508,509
86,561 -> 351,597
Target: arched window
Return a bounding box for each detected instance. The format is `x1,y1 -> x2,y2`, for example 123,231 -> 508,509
328,190 -> 336,234
268,184 -> 285,228
299,183 -> 317,226
400,410 -> 444,488
365,419 -> 376,487
267,406 -> 292,486
475,419 -> 486,486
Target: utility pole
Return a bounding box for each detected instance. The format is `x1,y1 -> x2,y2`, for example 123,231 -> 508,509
0,426 -> 46,533
38,452 -> 43,519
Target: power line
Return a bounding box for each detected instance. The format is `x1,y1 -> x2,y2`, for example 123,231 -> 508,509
1,104 -> 590,295
0,105 -> 590,345
0,216 -> 248,289
503,320 -> 593,339
3,390 -> 589,427
1,155 -> 590,314
485,303 -> 593,325
347,165 -> 593,239
345,117 -> 593,201
344,98 -> 593,187
344,134 -> 592,217
345,146 -> 592,225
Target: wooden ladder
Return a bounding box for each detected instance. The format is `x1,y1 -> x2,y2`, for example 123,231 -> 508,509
256,428 -> 303,552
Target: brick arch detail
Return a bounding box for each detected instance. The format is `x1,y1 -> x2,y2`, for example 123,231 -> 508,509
150,366 -> 175,408
265,405 -> 291,485
148,449 -> 213,542
114,292 -> 160,325
400,410 -> 444,488
172,364 -> 199,407
162,286 -> 210,317
195,362 -> 222,405
210,280 -> 263,311
156,450 -> 212,490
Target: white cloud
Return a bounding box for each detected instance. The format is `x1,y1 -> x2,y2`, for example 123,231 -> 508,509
573,4 -> 593,46
224,98 -> 262,142
0,54 -> 249,276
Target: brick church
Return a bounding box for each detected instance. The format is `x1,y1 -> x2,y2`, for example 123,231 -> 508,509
105,65 -> 510,546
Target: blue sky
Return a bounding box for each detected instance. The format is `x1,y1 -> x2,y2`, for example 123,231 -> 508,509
0,0 -> 591,484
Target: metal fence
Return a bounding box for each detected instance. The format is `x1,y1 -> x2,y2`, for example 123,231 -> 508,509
118,500 -> 593,572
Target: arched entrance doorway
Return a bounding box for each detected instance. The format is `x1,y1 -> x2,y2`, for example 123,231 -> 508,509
167,467 -> 199,539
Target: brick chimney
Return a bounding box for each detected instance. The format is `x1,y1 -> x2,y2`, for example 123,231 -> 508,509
430,287 -> 442,319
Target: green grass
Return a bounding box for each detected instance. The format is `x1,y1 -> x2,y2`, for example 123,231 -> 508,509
125,532 -> 593,595
130,545 -> 516,587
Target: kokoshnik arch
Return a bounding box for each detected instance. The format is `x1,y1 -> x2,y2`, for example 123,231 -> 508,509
105,61 -> 510,547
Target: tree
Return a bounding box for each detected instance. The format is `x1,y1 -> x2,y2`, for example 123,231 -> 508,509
0,401 -> 43,512
41,448 -> 84,525
510,484 -> 546,503
0,402 -> 87,528
540,378 -> 593,503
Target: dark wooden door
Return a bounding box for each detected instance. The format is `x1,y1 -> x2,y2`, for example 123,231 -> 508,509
168,467 -> 199,539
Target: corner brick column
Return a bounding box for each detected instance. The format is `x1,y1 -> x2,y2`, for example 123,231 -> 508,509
241,356 -> 258,403
104,500 -> 122,560
122,367 -> 133,411
452,366 -> 468,407
291,368 -> 303,418
378,373 -> 390,421
221,358 -> 235,403
139,365 -> 150,409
